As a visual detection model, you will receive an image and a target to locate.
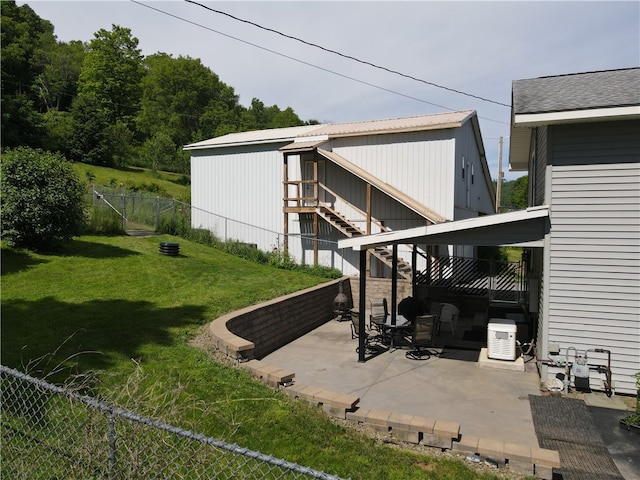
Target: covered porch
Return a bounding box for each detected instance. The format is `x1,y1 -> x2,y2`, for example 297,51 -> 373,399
338,206 -> 550,363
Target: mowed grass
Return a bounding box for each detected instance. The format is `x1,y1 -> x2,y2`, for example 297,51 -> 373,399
1,235 -> 506,479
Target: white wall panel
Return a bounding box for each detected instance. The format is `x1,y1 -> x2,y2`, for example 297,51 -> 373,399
332,130 -> 456,220
191,145 -> 284,252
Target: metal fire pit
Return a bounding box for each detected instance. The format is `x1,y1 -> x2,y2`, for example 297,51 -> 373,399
333,281 -> 351,321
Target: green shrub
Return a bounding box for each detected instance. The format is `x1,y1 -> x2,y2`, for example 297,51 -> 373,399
1,147 -> 86,250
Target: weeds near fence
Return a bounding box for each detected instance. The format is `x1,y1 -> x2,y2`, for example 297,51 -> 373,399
157,219 -> 341,279
1,364 -> 345,480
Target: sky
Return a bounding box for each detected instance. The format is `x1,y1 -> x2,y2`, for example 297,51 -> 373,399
20,1 -> 640,181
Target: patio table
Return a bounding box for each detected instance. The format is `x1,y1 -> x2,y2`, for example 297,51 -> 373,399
380,314 -> 411,349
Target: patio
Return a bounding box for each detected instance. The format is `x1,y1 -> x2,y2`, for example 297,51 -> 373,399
262,313 -> 542,447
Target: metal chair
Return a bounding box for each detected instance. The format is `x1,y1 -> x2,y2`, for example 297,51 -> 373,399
369,298 -> 388,333
405,314 -> 437,360
351,310 -> 382,353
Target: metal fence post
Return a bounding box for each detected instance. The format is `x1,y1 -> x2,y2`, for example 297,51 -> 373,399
155,196 -> 160,232
108,410 -> 117,480
121,195 -> 126,231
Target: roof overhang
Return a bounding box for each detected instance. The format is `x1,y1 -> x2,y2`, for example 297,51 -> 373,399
509,105 -> 640,171
514,105 -> 640,128
279,138 -> 329,153
338,206 -> 550,250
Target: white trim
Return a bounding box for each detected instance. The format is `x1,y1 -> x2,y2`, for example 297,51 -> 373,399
185,138 -> 296,150
514,106 -> 640,127
338,206 -> 549,251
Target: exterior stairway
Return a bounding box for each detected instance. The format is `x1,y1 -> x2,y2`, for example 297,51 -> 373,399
317,205 -> 413,279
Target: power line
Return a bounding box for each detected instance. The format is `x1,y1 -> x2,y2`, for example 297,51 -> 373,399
184,0 -> 511,109
130,0 -> 510,126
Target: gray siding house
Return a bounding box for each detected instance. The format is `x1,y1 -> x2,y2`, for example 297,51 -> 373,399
510,68 -> 640,396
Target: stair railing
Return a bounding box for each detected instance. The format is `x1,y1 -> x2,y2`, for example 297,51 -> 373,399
317,182 -> 388,235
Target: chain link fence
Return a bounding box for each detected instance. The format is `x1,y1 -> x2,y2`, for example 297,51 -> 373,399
90,186 -> 337,251
1,365 -> 346,480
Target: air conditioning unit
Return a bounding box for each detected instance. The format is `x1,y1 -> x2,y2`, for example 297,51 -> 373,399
487,319 -> 517,361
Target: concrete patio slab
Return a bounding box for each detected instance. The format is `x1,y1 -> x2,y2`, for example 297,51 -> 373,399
262,319 -> 542,447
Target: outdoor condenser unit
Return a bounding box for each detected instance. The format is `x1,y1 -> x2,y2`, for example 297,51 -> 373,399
487,319 -> 517,361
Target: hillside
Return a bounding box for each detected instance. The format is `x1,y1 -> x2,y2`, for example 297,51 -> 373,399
74,163 -> 191,202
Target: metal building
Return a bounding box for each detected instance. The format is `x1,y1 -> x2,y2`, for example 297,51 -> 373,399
185,110 -> 495,277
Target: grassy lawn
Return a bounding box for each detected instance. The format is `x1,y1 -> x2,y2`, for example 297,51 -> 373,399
2,235 -> 513,479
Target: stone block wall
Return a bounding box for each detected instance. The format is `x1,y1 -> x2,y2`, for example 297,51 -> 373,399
349,276 -> 413,312
211,277 -> 352,360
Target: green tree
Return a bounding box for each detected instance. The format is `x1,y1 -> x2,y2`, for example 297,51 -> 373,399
33,39 -> 85,113
496,175 -> 529,211
138,130 -> 178,173
71,25 -> 143,165
69,93 -> 111,165
137,53 -> 242,147
510,175 -> 529,209
41,109 -> 74,155
0,0 -> 54,148
271,107 -> 304,128
1,147 -> 86,250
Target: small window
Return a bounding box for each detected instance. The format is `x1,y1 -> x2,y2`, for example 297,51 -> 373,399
461,158 -> 466,180
471,163 -> 475,185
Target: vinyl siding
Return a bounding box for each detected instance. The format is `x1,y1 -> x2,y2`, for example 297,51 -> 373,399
546,120 -> 640,395
532,126 -> 548,207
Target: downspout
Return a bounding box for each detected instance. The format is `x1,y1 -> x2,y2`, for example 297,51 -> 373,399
283,154 -> 289,253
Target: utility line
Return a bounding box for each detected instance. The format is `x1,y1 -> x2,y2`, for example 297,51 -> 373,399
184,0 -> 511,109
130,0 -> 509,125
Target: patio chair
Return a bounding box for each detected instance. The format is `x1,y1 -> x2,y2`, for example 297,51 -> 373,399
405,314 -> 437,360
351,310 -> 382,353
369,298 -> 388,333
438,303 -> 460,335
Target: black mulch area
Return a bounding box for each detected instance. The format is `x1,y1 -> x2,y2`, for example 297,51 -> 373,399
529,395 -> 625,480
439,346 -> 480,362
462,329 -> 486,342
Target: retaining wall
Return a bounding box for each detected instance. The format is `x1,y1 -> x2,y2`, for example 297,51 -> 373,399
208,277 -> 352,360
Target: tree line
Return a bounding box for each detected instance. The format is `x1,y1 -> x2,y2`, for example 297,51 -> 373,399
1,1 -> 316,174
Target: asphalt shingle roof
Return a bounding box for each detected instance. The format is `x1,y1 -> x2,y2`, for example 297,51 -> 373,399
512,68 -> 640,115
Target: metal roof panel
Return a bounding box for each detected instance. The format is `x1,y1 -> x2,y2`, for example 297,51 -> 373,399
303,110 -> 475,138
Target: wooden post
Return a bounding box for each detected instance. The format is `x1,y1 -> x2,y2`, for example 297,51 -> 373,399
313,211 -> 318,265
313,156 -> 319,264
496,136 -> 503,213
283,154 -> 289,252
366,183 -> 372,281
